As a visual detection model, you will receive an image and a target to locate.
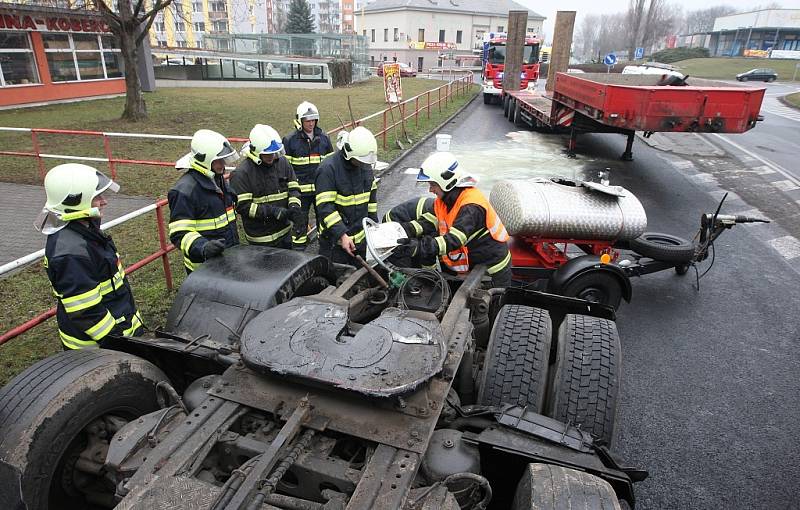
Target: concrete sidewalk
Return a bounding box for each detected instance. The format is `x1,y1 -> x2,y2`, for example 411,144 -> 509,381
0,182 -> 154,269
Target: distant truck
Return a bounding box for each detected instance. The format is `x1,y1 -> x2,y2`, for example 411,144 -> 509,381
481,32 -> 541,104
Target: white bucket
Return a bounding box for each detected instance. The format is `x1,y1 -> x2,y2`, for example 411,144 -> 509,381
435,134 -> 452,152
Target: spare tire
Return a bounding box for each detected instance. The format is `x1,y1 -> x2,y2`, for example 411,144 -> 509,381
0,350 -> 168,510
477,305 -> 552,412
511,463 -> 621,510
630,232 -> 694,263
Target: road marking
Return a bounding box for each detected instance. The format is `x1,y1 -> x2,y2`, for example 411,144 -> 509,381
760,97 -> 800,122
711,134 -> 800,189
767,235 -> 800,260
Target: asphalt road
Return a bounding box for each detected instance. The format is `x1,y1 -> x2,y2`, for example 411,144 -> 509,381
376,97 -> 800,509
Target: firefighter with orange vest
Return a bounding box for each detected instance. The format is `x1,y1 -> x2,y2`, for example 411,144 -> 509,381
396,152 -> 512,287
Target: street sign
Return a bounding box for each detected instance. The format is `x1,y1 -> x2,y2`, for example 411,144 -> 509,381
603,53 -> 617,66
635,47 -> 644,60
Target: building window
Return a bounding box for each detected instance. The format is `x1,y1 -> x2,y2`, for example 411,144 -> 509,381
393,28 -> 399,42
210,1 -> 226,11
194,22 -> 205,32
175,21 -> 186,32
212,20 -> 228,32
371,29 -> 375,43
176,40 -> 188,48
384,28 -> 388,42
418,28 -> 424,42
192,1 -> 203,12
392,56 -> 397,62
438,29 -> 445,43
363,29 -> 366,37
456,30 -> 462,44
196,41 -> 203,48
158,40 -> 168,47
43,33 -> 123,82
497,26 -> 504,32
0,32 -> 40,87
155,22 -> 166,32
173,1 -> 184,14
382,56 -> 387,61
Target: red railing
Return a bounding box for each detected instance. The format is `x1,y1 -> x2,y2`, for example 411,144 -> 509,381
0,74 -> 476,344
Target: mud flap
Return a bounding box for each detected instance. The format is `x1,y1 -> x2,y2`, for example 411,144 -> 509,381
0,460 -> 26,510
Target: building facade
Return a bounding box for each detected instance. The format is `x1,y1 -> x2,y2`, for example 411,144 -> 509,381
360,0 -> 544,71
0,5 -> 125,107
709,9 -> 800,57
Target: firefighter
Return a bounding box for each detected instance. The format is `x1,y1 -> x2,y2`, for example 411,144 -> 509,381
282,101 -> 334,250
231,124 -> 303,249
315,126 -> 379,264
396,151 -> 512,288
382,196 -> 437,268
168,129 -> 239,274
35,164 -> 143,349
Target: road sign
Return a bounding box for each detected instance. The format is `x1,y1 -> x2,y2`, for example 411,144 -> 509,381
603,53 -> 617,66
635,47 -> 644,60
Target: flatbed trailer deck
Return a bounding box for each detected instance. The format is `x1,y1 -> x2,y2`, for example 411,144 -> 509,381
503,72 -> 766,160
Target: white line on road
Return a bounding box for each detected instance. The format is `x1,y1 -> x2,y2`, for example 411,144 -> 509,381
711,134 -> 800,189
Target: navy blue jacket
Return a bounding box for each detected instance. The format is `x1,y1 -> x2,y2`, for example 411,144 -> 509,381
44,221 -> 142,349
168,169 -> 239,273
282,126 -> 334,194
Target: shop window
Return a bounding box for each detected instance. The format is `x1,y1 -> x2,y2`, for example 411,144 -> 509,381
0,32 -> 40,87
44,33 -> 123,82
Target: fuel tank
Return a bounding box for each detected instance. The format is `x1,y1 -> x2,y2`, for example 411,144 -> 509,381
490,178 -> 647,241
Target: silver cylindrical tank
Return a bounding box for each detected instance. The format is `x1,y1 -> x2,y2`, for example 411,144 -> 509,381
490,179 -> 647,241
420,429 -> 480,483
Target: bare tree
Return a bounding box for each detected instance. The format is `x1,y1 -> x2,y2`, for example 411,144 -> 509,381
97,0 -> 175,121
681,5 -> 737,34
575,14 -> 601,61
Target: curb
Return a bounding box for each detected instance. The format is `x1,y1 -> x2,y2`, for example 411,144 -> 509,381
376,88 -> 480,177
778,94 -> 800,111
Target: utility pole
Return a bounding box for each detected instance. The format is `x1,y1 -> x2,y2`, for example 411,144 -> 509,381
502,10 -> 527,94
546,11 -> 576,94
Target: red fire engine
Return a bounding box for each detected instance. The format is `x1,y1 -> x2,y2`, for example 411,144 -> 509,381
481,32 -> 541,104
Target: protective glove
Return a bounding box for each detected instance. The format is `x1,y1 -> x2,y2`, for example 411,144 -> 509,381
288,206 -> 305,226
394,237 -> 419,257
270,206 -> 289,222
202,239 -> 226,260
399,221 -> 419,238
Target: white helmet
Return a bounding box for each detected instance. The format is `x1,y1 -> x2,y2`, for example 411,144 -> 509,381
247,124 -> 283,163
295,101 -> 320,129
342,126 -> 378,167
335,129 -> 349,151
35,163 -> 119,233
416,152 -> 476,192
177,129 -> 237,175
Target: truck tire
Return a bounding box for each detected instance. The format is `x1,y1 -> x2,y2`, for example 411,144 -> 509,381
477,305 -> 551,412
562,271 -> 623,310
0,350 -> 168,510
512,463 -> 621,510
508,98 -> 517,123
484,92 -> 493,104
514,102 -> 526,128
503,95 -> 511,117
547,314 -> 620,446
630,232 -> 695,263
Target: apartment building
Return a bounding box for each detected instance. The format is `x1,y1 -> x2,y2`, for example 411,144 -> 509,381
360,0 -> 544,71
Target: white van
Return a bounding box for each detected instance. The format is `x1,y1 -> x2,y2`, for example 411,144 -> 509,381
622,63 -> 684,79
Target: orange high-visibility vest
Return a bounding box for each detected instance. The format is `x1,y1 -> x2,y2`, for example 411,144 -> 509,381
433,187 -> 509,273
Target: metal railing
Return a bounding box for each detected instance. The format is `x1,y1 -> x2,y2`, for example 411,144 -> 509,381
0,73 -> 477,344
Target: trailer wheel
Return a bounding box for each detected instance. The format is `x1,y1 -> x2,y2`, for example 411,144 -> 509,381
477,305 -> 552,412
0,350 -> 167,510
511,463 -> 621,510
562,271 -> 623,310
483,93 -> 492,105
630,232 -> 695,263
503,95 -> 511,117
508,99 -> 517,123
547,314 -> 621,446
513,102 -> 526,128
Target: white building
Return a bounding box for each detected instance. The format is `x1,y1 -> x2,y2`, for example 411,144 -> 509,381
360,0 -> 544,71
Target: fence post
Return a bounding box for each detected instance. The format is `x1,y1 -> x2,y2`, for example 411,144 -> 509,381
102,134 -> 117,180
30,131 -> 45,181
382,109 -> 387,150
415,96 -> 419,128
438,87 -> 442,114
427,90 -> 431,119
155,202 -> 174,291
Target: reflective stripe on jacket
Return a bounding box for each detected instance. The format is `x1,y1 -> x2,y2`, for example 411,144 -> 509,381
282,126 -> 334,194
432,187 -> 510,274
168,169 -> 239,272
383,196 -> 437,235
314,151 -> 378,245
230,156 -> 302,245
44,221 -> 143,349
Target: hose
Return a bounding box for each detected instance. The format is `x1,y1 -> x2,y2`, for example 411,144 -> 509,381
246,429 -> 317,510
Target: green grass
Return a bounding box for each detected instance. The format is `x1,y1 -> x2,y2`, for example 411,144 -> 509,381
671,57 -> 800,81
0,78 -> 478,386
785,92 -> 800,108
0,78 -> 477,198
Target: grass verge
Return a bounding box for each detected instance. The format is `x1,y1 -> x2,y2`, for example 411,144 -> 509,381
0,78 -> 478,386
671,57 -> 800,82
784,92 -> 800,108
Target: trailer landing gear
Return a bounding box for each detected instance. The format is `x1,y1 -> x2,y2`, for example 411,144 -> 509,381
621,131 -> 635,161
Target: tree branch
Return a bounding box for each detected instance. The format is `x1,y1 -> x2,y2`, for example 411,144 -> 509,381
136,0 -> 173,46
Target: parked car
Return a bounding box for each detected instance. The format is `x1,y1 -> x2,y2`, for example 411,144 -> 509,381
736,68 -> 777,82
376,62 -> 417,77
